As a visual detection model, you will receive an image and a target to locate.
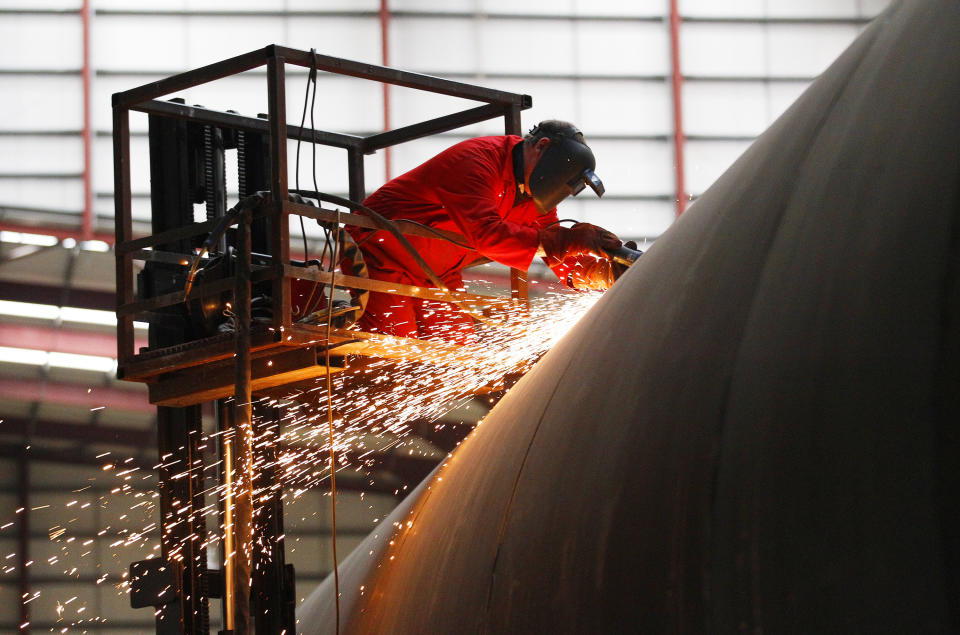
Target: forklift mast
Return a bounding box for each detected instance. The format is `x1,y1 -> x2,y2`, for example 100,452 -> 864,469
113,45 -> 531,634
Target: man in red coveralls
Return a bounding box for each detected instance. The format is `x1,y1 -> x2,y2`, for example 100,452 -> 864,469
351,120 -> 623,344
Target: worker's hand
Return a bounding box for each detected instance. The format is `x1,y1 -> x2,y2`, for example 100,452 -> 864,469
539,222 -> 622,264
567,256 -> 616,291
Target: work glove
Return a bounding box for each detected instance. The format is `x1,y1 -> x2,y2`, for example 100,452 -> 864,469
539,222 -> 622,265
562,240 -> 639,291
566,255 -> 616,291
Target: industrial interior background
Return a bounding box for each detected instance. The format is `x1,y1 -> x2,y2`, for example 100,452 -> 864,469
0,0 -> 889,632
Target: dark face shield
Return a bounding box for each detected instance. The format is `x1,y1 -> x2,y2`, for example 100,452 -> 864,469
569,168 -> 605,198
529,136 -> 605,213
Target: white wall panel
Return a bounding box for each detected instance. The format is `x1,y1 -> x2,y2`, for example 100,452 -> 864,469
685,138 -> 753,195
564,198 -> 677,240
392,0 -> 665,17
684,22 -> 863,78
286,0 -> 379,8
859,0 -> 893,14
478,19 -> 576,75
0,76 -> 83,131
680,0 -> 889,18
390,17 -> 478,73
92,134 -> 149,199
388,87 -> 479,131
578,80 -> 672,136
590,138 -> 673,197
576,20 -> 670,76
765,0 -> 877,18
0,14 -> 82,71
390,0 -> 475,11
0,136 -> 83,174
184,16 -> 288,69
94,16 -> 190,72
480,0 -> 576,14
681,23 -> 766,77
767,24 -> 861,77
679,0 -> 766,18
287,142 -> 353,196
767,80 -> 810,124
481,77 -> 580,131
91,77 -> 151,133
289,75 -> 384,132
0,0 -> 79,8
572,0 -> 665,17
0,178 -> 83,213
684,81 -> 767,136
287,16 -> 382,65
94,0 -> 378,8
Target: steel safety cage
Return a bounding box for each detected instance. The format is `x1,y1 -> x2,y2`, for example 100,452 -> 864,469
113,44 -> 533,370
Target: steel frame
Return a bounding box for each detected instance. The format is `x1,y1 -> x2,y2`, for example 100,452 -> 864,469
113,44 -> 531,634
113,44 -> 532,372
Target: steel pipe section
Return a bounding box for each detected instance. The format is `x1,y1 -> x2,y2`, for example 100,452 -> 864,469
299,0 -> 959,631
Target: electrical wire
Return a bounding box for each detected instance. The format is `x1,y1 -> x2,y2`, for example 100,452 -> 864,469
294,49 -> 316,266
298,48 -> 341,634
324,209 -> 342,635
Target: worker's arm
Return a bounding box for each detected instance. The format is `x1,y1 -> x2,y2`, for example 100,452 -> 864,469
435,149 -> 543,271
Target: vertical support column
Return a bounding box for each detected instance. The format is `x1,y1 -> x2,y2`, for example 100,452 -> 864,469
251,404 -> 295,634
80,0 -> 93,241
669,0 -> 688,216
267,54 -> 291,331
156,406 -> 209,634
347,148 -> 366,203
17,454 -> 29,633
504,105 -> 529,303
220,403 -> 237,633
231,210 -> 254,634
380,0 -> 393,181
112,106 -> 134,364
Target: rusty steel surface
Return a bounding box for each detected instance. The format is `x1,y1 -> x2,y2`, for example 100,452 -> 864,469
299,0 -> 960,631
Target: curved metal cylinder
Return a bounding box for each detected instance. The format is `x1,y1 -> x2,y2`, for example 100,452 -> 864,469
300,0 -> 960,631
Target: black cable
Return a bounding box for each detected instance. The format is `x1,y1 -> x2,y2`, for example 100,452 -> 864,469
299,47 -> 341,635
294,49 -> 316,267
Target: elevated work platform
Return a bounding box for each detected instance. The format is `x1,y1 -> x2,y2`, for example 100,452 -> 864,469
112,44 -> 533,407
112,45 -> 536,635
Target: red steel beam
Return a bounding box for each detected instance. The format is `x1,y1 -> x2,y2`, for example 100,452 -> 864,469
669,0 -> 688,216
0,377 -> 152,413
0,221 -> 116,246
0,323 -> 147,358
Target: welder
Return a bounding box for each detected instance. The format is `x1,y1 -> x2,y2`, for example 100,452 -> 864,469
350,120 -> 626,344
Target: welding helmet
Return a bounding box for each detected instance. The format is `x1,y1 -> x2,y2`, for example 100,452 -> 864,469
526,121 -> 605,213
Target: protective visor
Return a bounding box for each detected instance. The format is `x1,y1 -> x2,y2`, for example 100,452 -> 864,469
529,137 -> 605,213
569,168 -> 605,198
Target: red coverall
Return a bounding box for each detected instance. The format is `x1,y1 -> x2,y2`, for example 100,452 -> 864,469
350,135 -> 563,344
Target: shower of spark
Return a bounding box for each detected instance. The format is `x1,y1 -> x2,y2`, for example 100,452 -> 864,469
0,287 -> 600,630
269,289 -> 602,494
